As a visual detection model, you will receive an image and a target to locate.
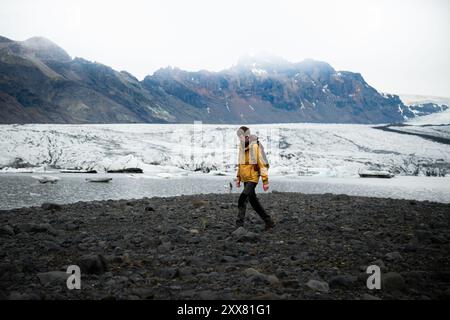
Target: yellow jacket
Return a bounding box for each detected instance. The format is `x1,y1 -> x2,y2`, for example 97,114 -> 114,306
236,140 -> 269,185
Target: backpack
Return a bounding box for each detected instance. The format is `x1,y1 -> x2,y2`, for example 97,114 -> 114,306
254,138 -> 270,170
240,135 -> 270,170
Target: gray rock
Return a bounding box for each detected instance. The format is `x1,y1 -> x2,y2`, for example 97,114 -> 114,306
232,227 -> 247,237
132,288 -> 154,299
385,252 -> 403,261
402,243 -> 418,252
158,267 -> 178,279
254,292 -> 283,300
329,275 -> 358,288
244,268 -> 261,277
265,275 -> 281,287
16,232 -> 30,240
197,290 -> 218,300
220,256 -> 237,263
244,268 -> 280,287
282,279 -> 300,289
42,241 -> 63,252
0,225 -> 15,236
112,276 -> 129,284
157,241 -> 172,253
32,223 -> 61,236
79,254 -> 108,274
240,232 -> 260,242
167,225 -> 189,235
232,227 -> 260,242
362,293 -> 381,300
65,223 -> 79,231
306,279 -> 329,293
248,273 -> 269,285
37,271 -> 68,285
178,267 -> 194,277
370,259 -> 386,269
8,292 -> 34,300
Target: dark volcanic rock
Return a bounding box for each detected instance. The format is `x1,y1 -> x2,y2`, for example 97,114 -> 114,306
41,203 -> 62,211
382,272 -> 406,292
306,279 -> 330,293
329,275 -> 358,288
0,192 -> 449,300
37,271 -> 68,285
79,254 -> 108,275
0,225 -> 15,236
231,227 -> 260,242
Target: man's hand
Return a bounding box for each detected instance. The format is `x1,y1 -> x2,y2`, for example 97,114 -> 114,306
236,179 -> 241,188
263,183 -> 269,192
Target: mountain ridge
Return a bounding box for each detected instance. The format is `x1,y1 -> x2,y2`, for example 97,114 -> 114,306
0,36 -> 447,124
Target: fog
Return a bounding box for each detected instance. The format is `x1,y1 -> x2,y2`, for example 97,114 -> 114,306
0,0 -> 449,97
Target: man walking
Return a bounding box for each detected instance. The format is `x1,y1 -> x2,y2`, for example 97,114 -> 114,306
235,126 -> 275,230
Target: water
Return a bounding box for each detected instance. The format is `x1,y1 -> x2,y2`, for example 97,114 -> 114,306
0,173 -> 449,210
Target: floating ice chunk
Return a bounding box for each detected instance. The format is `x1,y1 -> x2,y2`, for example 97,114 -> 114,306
0,167 -> 34,173
31,175 -> 60,183
156,172 -> 172,179
208,170 -> 228,176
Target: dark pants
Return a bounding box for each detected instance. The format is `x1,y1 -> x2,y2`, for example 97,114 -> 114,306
237,182 -> 272,226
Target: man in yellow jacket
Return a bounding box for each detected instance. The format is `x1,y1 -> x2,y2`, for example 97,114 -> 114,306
235,126 -> 275,230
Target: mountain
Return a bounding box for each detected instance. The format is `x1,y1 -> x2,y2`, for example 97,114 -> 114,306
0,36 -> 192,123
400,94 -> 450,125
0,35 -> 445,124
144,55 -> 408,123
397,94 -> 449,119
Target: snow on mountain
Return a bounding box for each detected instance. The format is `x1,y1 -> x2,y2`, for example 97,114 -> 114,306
1,123 -> 449,177
398,94 -> 450,123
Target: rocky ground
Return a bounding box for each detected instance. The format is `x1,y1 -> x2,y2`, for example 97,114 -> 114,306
0,192 -> 449,300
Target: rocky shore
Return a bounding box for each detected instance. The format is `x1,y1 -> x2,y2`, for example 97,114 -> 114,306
0,192 -> 449,300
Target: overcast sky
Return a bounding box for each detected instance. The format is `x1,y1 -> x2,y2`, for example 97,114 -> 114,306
0,0 -> 449,97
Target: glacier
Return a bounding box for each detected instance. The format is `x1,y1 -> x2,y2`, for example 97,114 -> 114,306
0,122 -> 449,177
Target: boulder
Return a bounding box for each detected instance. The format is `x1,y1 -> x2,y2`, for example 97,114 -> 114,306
329,275 -> 357,288
381,272 -> 405,292
385,252 -> 403,261
79,254 -> 108,274
306,279 -> 330,293
231,227 -> 260,242
41,203 -> 62,211
37,271 -> 68,285
0,225 -> 15,236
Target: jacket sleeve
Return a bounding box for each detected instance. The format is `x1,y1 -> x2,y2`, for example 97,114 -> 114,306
255,144 -> 269,185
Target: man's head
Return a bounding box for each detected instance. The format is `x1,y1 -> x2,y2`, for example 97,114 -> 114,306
237,126 -> 250,142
